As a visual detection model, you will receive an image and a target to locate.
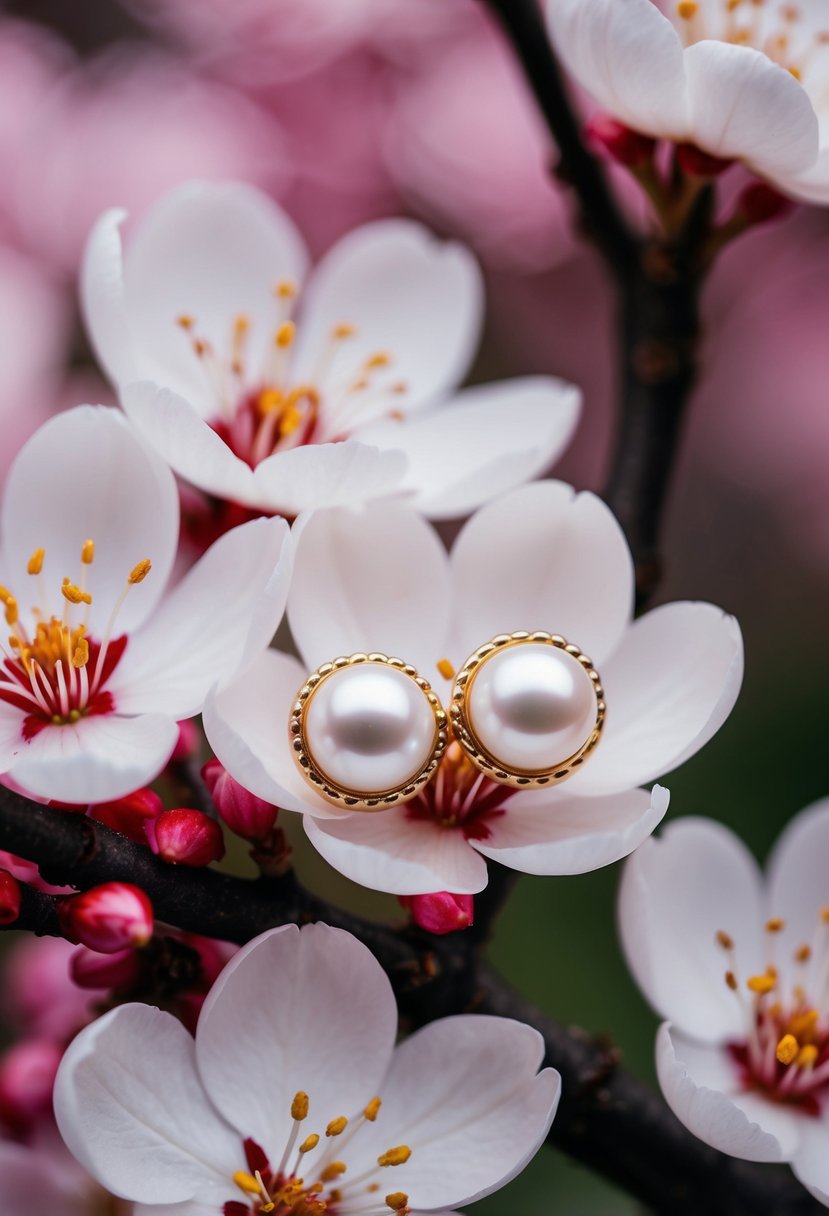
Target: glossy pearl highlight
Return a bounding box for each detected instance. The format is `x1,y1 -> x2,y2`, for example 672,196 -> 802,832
467,643 -> 597,774
304,664 -> 437,795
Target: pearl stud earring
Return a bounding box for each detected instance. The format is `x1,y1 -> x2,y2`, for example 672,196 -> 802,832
290,653 -> 447,810
449,631 -> 605,788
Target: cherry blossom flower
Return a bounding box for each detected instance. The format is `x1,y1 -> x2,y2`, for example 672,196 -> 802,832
618,802 -> 829,1202
204,482 -> 742,895
545,0 -> 829,202
82,181 -> 581,525
0,405 -> 291,803
54,922 -> 560,1216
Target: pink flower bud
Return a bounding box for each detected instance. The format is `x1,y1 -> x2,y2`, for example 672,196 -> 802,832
171,718 -> 200,761
202,760 -> 278,841
586,113 -> 655,167
0,870 -> 21,925
399,891 -> 474,935
148,808 -> 225,867
737,181 -> 794,226
69,945 -> 142,991
89,788 -> 164,844
675,142 -> 733,178
0,1039 -> 62,1130
60,883 -> 154,953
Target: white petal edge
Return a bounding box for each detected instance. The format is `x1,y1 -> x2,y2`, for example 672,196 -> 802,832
196,924 -> 398,1153
475,784 -> 669,876
80,207 -> 136,388
619,817 -> 765,1042
304,808 -> 490,895
354,376 -> 581,520
656,1023 -> 789,1163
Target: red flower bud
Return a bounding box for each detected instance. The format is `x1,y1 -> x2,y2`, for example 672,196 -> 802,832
148,808 -> 225,867
69,945 -> 142,991
0,870 -> 22,925
737,181 -> 794,225
586,113 -> 656,167
202,760 -> 278,841
675,142 -> 733,178
171,719 -> 200,761
90,788 -> 164,844
60,883 -> 154,953
399,891 -> 474,935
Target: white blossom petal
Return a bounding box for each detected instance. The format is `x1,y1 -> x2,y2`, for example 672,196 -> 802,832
341,1016 -> 560,1209
449,481 -> 633,668
354,377 -> 581,520
109,517 -> 291,718
292,219 -> 483,412
568,602 -> 743,796
251,440 -> 408,516
121,382 -> 257,506
792,1116 -> 829,1205
475,784 -> 668,875
304,808 -> 489,895
81,207 -> 137,388
619,819 -> 765,1042
202,648 -> 341,819
656,1023 -> 790,1162
122,181 -> 309,415
196,925 -> 397,1153
53,1004 -> 240,1205
545,0 -> 687,138
683,41 -> 818,176
2,406 -> 179,637
765,799 -> 829,991
288,502 -> 452,679
11,712 -> 178,804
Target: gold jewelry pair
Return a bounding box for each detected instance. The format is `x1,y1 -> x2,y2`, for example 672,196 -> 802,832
290,631 -> 605,812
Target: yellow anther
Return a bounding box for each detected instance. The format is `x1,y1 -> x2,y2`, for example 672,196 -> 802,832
233,1171 -> 262,1195
716,930 -> 734,950
789,65 -> 802,80
796,944 -> 812,963
386,1194 -> 410,1212
798,1044 -> 819,1068
279,405 -> 304,438
81,540 -> 95,565
437,658 -> 456,680
234,314 -> 250,335
326,1116 -> 348,1137
364,1097 -> 382,1122
820,906 -> 829,923
260,1206 -> 275,1214
332,323 -> 356,340
377,1146 -> 412,1168
0,585 -> 12,605
61,583 -> 92,606
299,1134 -> 320,1154
276,280 -> 297,299
790,1009 -> 819,1037
366,352 -> 391,369
72,637 -> 90,669
677,1 -> 698,17
292,1091 -> 310,1120
257,388 -> 284,416
27,548 -> 45,575
177,314 -> 195,330
776,1034 -> 799,1065
766,964 -> 778,980
726,0 -> 741,9
5,597 -> 18,627
766,918 -> 785,933
128,559 -> 152,585
725,970 -> 738,991
275,321 -> 296,348
321,1162 -> 347,1182
747,974 -> 776,995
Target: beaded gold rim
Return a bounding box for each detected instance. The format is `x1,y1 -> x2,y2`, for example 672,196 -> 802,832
449,631 -> 605,789
290,652 -> 448,812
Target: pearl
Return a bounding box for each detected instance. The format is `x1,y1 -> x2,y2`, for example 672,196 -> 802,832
467,643 -> 597,774
304,664 -> 437,795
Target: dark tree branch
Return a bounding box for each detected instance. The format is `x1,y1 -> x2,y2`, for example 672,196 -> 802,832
0,789 -> 822,1214
480,0 -> 715,603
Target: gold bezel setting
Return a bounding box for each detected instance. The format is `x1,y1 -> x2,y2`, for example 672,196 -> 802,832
449,631 -> 605,789
290,652 -> 448,812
